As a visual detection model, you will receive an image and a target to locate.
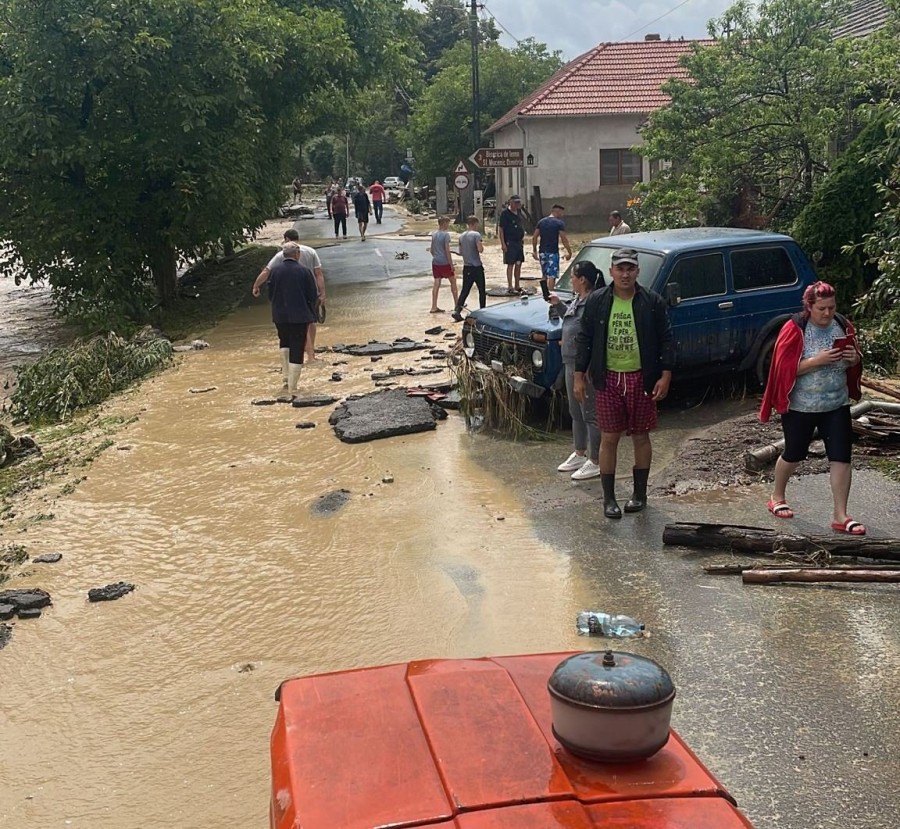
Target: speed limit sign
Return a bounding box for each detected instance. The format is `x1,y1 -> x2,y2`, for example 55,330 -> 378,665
454,172 -> 470,190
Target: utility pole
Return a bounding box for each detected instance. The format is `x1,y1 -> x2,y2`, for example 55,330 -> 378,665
469,0 -> 480,179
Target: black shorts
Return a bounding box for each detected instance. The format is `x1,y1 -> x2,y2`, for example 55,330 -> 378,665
355,210 -> 368,222
781,406 -> 852,463
503,242 -> 524,264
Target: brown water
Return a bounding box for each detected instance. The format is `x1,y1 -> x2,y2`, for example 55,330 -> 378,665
0,276 -> 73,405
0,269 -> 591,828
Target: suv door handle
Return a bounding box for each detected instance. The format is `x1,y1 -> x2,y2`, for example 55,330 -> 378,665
718,301 -> 734,310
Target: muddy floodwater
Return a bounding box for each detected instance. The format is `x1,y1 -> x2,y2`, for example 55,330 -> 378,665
3,223 -> 900,829
0,241 -> 581,828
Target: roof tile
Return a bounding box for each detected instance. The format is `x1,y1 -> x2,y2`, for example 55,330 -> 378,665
487,40 -> 710,134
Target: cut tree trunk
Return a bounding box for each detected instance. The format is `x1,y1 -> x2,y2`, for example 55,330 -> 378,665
663,522 -> 900,561
149,241 -> 178,308
743,569 -> 900,584
860,378 -> 900,403
705,562 -> 900,575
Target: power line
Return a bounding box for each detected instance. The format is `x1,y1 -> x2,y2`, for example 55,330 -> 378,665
481,4 -> 521,44
619,0 -> 698,43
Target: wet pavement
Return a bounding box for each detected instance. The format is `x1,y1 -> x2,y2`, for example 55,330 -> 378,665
1,213 -> 899,828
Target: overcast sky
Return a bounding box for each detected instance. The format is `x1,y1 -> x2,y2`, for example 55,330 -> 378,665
413,1 -> 740,61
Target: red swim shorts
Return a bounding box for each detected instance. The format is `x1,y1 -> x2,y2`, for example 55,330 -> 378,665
595,370 -> 657,434
432,263 -> 454,279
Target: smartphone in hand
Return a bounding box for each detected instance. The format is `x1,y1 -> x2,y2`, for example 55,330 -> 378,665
832,336 -> 852,351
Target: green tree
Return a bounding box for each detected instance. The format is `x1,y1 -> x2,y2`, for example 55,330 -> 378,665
417,0 -> 499,79
791,114 -> 890,303
848,0 -> 900,370
407,38 -> 562,184
0,0 -> 411,329
306,136 -> 344,181
637,0 -> 859,230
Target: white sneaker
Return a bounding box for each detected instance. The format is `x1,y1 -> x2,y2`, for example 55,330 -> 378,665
557,452 -> 587,472
571,460 -> 601,481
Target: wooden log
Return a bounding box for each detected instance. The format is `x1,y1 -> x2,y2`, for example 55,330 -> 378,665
705,562 -> 900,575
743,568 -> 900,584
869,401 -> 900,415
861,378 -> 900,403
663,522 -> 900,561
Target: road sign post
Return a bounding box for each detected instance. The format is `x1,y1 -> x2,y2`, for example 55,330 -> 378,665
468,147 -> 525,168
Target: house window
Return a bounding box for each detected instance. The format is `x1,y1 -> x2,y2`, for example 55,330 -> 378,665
600,149 -> 643,186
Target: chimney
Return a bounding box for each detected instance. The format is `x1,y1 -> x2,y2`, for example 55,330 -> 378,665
645,33 -> 661,41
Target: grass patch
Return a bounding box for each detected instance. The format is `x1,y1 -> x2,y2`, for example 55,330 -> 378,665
153,246 -> 277,341
10,332 -> 173,423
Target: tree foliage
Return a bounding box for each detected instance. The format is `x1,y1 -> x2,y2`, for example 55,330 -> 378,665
637,0 -> 859,231
0,0 -> 409,329
417,0 -> 499,79
791,114 -> 890,304
848,0 -> 900,369
406,38 -> 563,184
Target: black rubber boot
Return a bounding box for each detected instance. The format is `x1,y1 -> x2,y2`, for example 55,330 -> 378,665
600,474 -> 622,519
624,467 -> 650,513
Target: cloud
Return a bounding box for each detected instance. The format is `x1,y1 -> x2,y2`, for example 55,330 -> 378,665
477,0 -> 736,59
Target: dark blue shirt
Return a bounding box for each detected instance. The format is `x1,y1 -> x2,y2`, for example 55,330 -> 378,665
537,216 -> 566,253
498,207 -> 525,243
269,259 -> 318,325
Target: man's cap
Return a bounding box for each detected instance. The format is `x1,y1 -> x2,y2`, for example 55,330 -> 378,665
611,248 -> 639,266
509,194 -> 522,202
282,241 -> 301,255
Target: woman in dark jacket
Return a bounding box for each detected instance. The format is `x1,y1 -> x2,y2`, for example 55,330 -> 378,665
759,281 -> 864,534
549,261 -> 604,480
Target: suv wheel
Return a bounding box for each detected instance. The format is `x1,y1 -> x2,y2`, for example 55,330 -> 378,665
755,333 -> 778,388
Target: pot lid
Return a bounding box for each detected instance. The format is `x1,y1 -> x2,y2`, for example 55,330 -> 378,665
547,650 -> 675,709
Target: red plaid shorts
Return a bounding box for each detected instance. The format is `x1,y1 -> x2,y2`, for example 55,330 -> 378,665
594,370 -> 657,434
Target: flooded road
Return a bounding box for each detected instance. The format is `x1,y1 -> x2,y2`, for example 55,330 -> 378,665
2,214 -> 900,828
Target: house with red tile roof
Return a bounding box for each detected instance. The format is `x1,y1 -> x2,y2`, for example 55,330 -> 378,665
485,35 -> 707,227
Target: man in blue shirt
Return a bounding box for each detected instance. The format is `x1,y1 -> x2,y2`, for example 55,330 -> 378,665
532,204 -> 572,300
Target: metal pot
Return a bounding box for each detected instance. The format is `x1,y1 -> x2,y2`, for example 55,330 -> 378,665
547,650 -> 676,762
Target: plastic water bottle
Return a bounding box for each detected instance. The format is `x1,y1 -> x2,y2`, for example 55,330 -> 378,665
576,611 -> 645,638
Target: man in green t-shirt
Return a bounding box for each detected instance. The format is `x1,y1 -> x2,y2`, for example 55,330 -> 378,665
574,248 -> 674,518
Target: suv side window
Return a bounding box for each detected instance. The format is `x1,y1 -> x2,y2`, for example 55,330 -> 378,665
665,253 -> 726,300
732,246 -> 797,291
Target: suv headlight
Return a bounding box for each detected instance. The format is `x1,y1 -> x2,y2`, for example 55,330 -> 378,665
464,330 -> 475,349
532,349 -> 543,369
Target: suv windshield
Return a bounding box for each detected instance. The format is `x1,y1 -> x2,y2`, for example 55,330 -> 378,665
556,246 -> 664,292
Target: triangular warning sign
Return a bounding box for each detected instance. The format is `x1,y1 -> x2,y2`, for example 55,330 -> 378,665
453,160 -> 468,174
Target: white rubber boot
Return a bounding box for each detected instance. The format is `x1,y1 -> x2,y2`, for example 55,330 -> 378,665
287,363 -> 303,396
280,348 -> 290,389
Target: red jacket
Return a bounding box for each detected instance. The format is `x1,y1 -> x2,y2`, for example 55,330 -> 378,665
759,313 -> 863,422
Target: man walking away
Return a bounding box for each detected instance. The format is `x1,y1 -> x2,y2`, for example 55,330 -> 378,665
452,215 -> 485,322
609,210 -> 631,236
353,184 -> 371,241
532,203 -> 572,300
267,242 -> 319,396
574,248 -> 673,519
292,176 -> 303,204
369,180 -> 386,224
498,195 -> 526,294
331,188 -> 349,239
251,228 -> 327,369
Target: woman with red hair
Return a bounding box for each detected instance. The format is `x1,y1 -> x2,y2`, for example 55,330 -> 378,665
760,281 -> 865,534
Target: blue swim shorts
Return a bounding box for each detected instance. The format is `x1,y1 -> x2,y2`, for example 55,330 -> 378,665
539,252 -> 560,278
